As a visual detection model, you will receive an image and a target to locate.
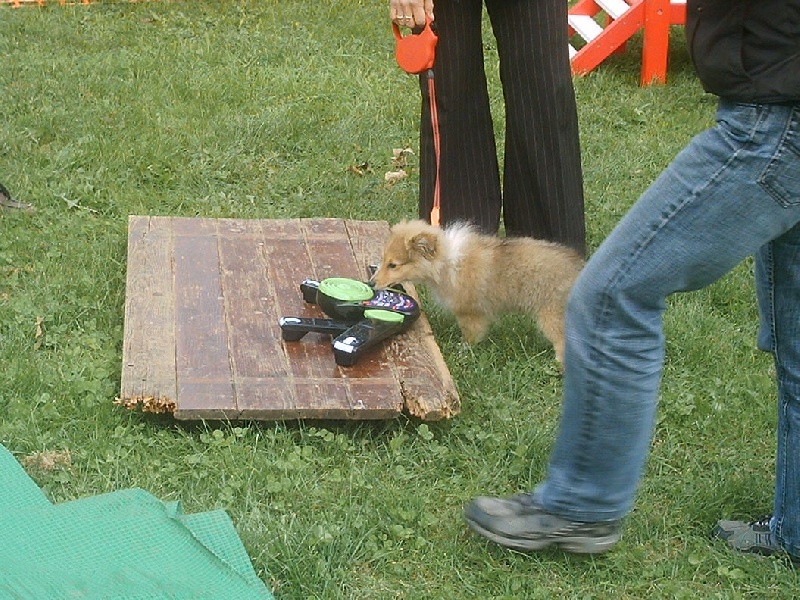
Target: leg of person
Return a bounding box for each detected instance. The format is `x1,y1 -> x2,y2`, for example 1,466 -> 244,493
769,222 -> 800,560
715,222 -> 800,562
486,0 -> 586,255
417,0 -> 502,234
465,101 -> 800,553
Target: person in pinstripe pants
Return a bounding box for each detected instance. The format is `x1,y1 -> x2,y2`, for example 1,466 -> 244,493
390,0 -> 586,256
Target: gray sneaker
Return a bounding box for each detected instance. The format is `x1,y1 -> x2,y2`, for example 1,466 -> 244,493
713,515 -> 799,564
464,493 -> 623,554
0,182 -> 33,211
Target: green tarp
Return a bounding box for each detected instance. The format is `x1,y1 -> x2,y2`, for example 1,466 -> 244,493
0,445 -> 273,599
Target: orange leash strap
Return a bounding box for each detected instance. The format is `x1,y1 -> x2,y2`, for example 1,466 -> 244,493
427,69 -> 441,226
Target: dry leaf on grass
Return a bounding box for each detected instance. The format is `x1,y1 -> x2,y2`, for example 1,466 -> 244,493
384,148 -> 414,185
347,162 -> 373,177
34,316 -> 44,350
391,147 -> 414,169
384,170 -> 408,184
22,449 -> 72,471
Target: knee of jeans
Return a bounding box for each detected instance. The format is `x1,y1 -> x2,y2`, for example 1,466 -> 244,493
568,256 -> 634,306
565,267 -> 615,327
566,269 -> 596,315
567,264 -> 665,328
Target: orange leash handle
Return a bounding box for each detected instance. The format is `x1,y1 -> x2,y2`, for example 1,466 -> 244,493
393,16 -> 438,75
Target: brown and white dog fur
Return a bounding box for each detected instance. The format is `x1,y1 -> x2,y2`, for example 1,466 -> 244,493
372,220 -> 584,363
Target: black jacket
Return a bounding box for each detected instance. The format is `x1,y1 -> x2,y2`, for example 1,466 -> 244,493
686,0 -> 800,103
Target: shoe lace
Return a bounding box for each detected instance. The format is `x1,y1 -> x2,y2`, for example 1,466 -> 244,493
751,515 -> 773,530
510,493 -> 537,509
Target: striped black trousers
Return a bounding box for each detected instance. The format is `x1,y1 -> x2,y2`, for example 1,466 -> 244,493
418,0 -> 586,255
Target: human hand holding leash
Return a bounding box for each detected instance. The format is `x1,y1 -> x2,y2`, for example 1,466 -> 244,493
390,0 -> 433,28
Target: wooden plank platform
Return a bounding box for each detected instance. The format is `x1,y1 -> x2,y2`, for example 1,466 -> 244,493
118,216 -> 460,421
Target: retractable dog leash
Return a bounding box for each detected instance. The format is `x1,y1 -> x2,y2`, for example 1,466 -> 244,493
279,277 -> 420,366
393,17 -> 441,226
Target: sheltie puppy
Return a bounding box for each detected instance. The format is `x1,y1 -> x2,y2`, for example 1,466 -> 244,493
372,220 -> 584,363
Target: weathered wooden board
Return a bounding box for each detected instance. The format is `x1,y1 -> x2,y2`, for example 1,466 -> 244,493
119,216 -> 460,420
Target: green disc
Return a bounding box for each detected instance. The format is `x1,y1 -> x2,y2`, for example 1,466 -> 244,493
364,309 -> 405,323
318,277 -> 374,302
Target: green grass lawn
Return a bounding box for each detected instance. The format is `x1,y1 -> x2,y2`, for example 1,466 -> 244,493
2,1 -> 798,597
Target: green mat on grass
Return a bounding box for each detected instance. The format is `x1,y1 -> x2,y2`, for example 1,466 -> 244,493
0,445 -> 273,599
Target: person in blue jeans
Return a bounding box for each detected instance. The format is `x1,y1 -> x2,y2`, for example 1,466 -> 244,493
465,0 -> 800,562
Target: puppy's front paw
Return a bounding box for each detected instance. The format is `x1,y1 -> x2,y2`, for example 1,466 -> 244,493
554,342 -> 564,365
456,314 -> 489,345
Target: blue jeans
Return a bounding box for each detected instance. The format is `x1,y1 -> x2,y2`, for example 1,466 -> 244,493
533,100 -> 800,555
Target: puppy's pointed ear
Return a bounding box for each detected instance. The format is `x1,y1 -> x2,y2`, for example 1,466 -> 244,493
408,231 -> 438,259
